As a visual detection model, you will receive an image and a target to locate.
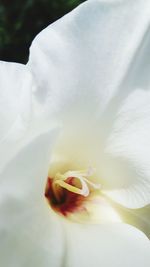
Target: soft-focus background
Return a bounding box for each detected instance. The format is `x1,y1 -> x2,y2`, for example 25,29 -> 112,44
0,0 -> 85,63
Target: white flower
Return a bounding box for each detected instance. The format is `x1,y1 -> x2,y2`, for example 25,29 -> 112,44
0,0 -> 150,266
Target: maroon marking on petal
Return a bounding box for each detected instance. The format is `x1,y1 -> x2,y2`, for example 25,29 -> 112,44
45,177 -> 86,216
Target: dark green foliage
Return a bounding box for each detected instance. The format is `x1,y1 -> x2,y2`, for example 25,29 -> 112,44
0,0 -> 85,63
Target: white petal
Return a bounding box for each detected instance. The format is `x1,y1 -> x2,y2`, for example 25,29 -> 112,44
28,0 -> 150,210
103,89 -> 150,208
0,61 -> 32,141
49,89 -> 150,208
65,222 -> 150,267
0,128 -> 64,266
111,202 -> 150,238
28,0 -> 150,118
0,61 -> 34,171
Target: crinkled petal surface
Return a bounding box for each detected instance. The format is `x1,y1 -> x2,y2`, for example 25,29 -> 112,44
28,0 -> 150,117
1,1 -> 150,266
103,89 -> 150,208
28,0 -> 150,208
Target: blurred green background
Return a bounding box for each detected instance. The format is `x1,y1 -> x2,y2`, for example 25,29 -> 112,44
0,0 -> 85,63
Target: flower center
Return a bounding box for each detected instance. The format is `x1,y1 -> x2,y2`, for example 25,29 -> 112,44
45,168 -> 101,216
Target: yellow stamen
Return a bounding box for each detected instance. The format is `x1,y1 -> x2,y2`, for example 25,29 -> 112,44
52,168 -> 101,198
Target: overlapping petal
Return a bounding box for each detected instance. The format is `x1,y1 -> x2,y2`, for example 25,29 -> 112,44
0,1 -> 150,266
28,0 -> 150,209
0,128 -> 63,267
65,222 -> 150,267
0,61 -> 32,141
1,124 -> 149,266
0,61 -> 33,172
103,89 -> 150,208
28,0 -> 150,117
